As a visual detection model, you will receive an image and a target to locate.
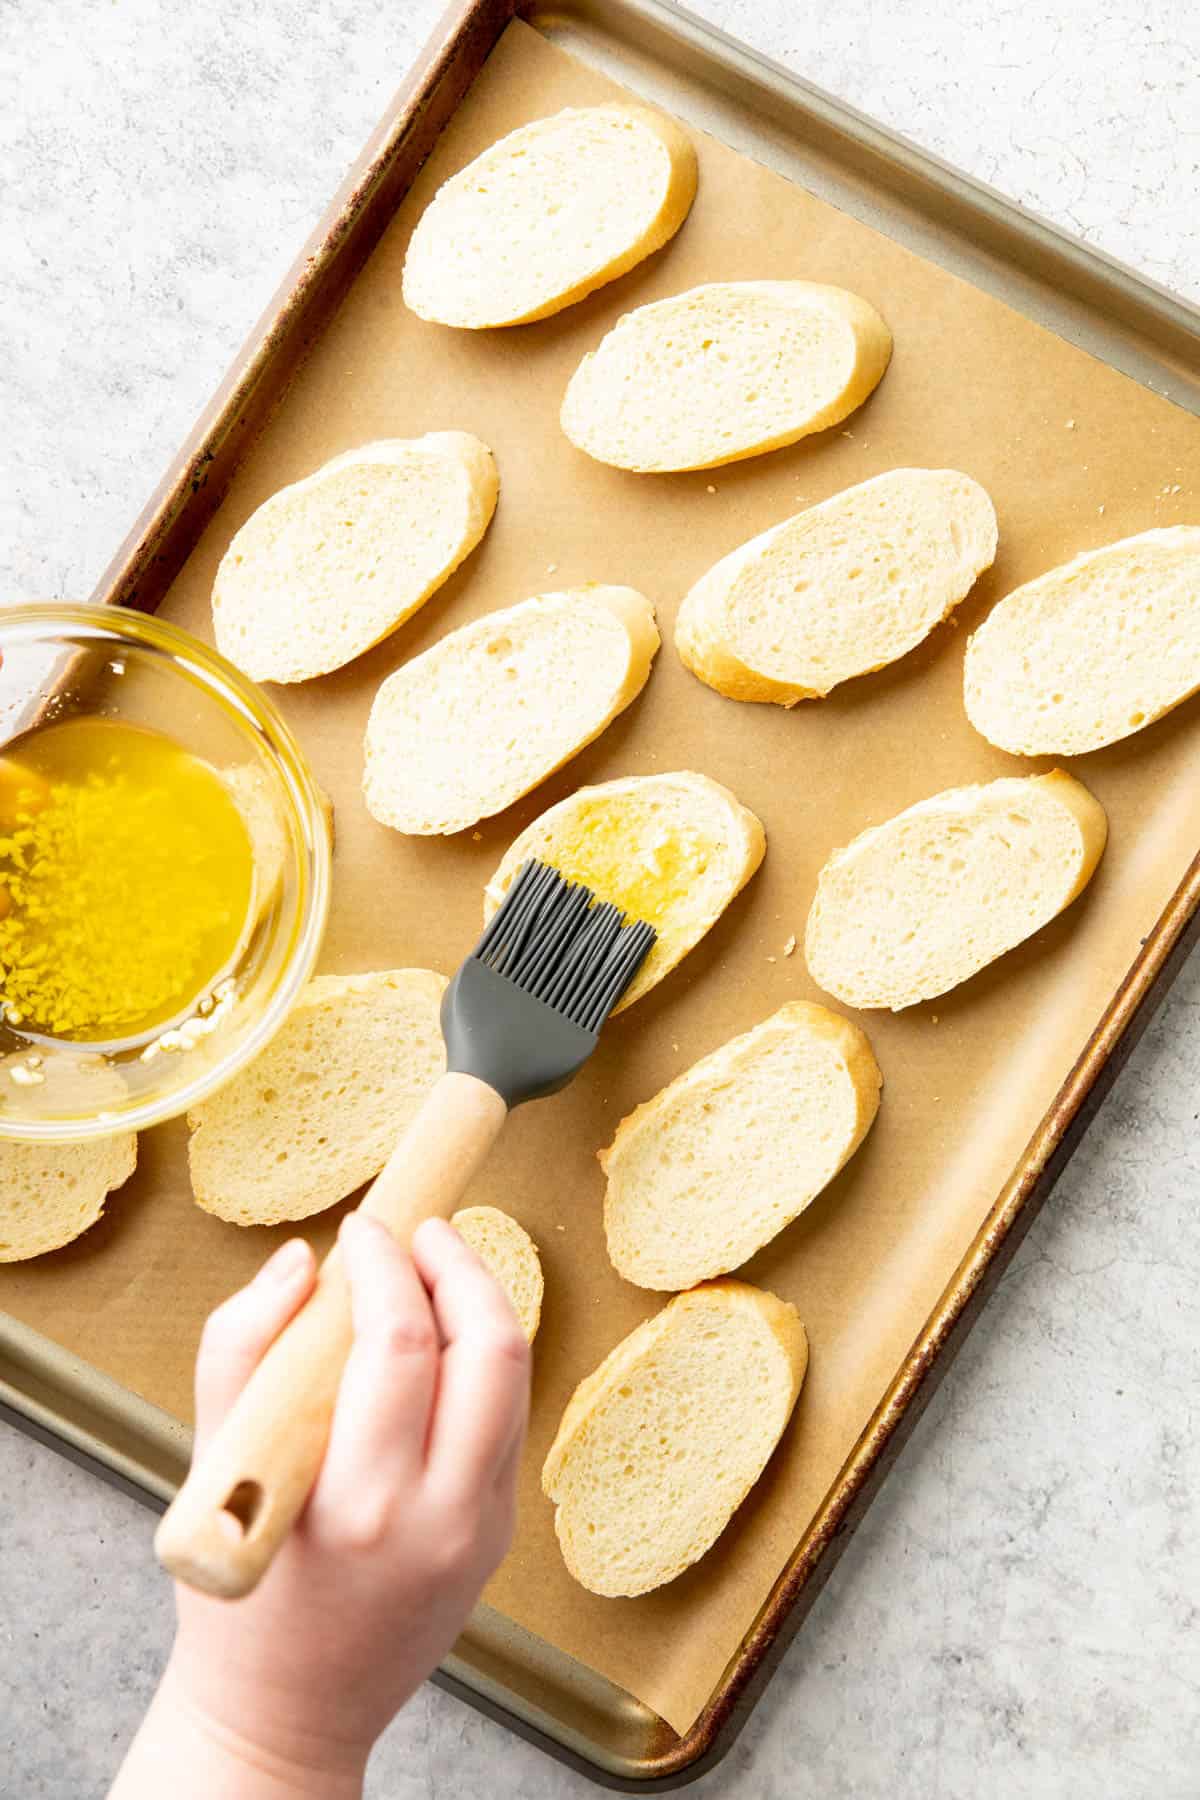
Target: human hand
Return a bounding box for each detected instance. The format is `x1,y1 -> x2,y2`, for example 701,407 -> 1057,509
116,1212 -> 530,1798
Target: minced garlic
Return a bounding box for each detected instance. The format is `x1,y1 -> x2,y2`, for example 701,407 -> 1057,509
0,718 -> 254,1045
547,802 -> 713,933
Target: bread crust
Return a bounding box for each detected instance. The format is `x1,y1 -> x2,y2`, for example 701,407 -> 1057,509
965,526 -> 1200,754
402,105 -> 698,329
187,970 -> 447,1224
677,468 -> 998,704
600,1001 -> 882,1287
483,771 -> 766,1010
561,281 -> 892,473
0,1129 -> 137,1261
541,1280 -> 807,1595
451,1205 -> 544,1342
212,435 -> 498,684
804,772 -> 1108,1010
363,586 -> 660,835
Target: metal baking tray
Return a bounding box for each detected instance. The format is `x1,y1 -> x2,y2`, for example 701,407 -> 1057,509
4,0 -> 1199,1785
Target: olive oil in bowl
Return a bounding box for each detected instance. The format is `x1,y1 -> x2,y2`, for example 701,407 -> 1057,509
0,716 -> 255,1052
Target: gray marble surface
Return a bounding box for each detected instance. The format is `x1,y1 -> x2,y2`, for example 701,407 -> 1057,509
1,2 -> 1198,1795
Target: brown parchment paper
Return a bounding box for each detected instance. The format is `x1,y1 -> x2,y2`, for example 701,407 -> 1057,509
4,18 -> 1199,1736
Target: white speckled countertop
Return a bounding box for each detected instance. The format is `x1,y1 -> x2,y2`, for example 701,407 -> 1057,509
2,3 -> 1198,1795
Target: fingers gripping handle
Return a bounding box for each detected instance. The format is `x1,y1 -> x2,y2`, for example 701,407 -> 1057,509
154,1263 -> 353,1598
154,1073 -> 508,1598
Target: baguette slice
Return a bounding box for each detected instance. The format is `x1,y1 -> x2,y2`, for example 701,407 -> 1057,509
212,434 -> 498,684
451,1205 -> 543,1343
188,969 -> 446,1225
602,1003 -> 881,1289
402,105 -> 697,330
484,771 -> 765,1010
542,1280 -> 807,1596
805,772 -> 1107,1011
363,587 -> 660,835
0,1119 -> 136,1261
677,469 -> 998,704
561,282 -> 892,473
964,526 -> 1200,754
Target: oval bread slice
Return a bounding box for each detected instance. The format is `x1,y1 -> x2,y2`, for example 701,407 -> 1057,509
451,1205 -> 543,1343
964,526 -> 1200,755
402,105 -> 697,329
602,1002 -> 881,1289
188,969 -> 446,1225
212,434 -> 499,684
805,772 -> 1108,1011
363,587 -> 660,835
561,281 -> 892,473
483,771 -> 765,1010
0,1128 -> 136,1261
676,469 -> 998,704
541,1280 -> 807,1596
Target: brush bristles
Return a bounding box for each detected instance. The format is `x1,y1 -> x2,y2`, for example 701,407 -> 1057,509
474,860 -> 656,1034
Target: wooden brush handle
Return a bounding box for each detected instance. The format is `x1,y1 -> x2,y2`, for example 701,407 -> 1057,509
154,1073 -> 507,1598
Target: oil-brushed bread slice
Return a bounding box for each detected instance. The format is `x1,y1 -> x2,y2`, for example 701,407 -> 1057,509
212,434 -> 498,684
676,469 -> 998,704
402,105 -> 697,329
484,771 -> 765,1010
602,1003 -> 881,1289
542,1280 -> 807,1596
451,1205 -> 543,1343
0,1128 -> 136,1261
805,771 -> 1107,1011
363,587 -> 660,835
561,281 -> 892,473
964,526 -> 1200,755
188,969 -> 446,1225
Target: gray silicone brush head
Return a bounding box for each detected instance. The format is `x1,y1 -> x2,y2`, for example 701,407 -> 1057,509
442,860 -> 656,1109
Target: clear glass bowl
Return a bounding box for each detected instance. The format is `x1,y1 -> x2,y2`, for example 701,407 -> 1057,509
0,604 -> 331,1143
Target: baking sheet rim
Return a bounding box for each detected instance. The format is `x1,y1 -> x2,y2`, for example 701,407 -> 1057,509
3,0 -> 1199,1784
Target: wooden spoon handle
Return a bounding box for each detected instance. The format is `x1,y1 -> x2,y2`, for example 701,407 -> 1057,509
154,1072 -> 507,1598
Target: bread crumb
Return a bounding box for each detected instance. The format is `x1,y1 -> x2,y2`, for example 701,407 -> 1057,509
842,430 -> 854,439
1065,419 -> 1076,430
546,562 -> 558,574
931,1014 -> 939,1024
706,484 -> 716,494
1098,503 -> 1106,514
472,831 -> 482,841
783,934 -> 797,956
556,1224 -> 565,1232
766,954 -> 777,964
672,1042 -> 679,1052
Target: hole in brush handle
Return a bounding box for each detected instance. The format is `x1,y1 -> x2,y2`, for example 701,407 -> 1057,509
221,1479 -> 265,1536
